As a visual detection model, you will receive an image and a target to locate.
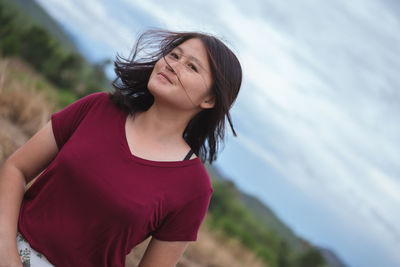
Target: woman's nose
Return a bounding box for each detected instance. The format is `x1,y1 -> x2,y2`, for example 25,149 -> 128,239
165,62 -> 175,73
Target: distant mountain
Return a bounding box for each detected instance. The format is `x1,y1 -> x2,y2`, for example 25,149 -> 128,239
238,187 -> 308,252
12,0 -> 79,53
206,163 -> 348,267
318,247 -> 349,267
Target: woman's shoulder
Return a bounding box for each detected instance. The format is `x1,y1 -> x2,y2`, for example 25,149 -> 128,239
184,159 -> 214,194
92,91 -> 110,101
88,91 -> 120,110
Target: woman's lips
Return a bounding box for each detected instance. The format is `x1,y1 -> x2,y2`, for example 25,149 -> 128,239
158,72 -> 173,84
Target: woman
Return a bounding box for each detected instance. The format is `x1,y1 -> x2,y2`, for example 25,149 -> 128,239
0,29 -> 242,266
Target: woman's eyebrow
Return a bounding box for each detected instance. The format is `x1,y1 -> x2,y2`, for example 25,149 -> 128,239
174,46 -> 206,71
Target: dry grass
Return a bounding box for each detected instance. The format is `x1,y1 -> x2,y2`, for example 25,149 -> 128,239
0,58 -> 57,134
0,57 -> 268,267
0,57 -> 59,163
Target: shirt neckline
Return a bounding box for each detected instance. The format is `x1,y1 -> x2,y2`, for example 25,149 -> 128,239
119,111 -> 201,168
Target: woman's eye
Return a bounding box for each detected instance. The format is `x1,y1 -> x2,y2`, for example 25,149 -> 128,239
189,64 -> 198,72
170,52 -> 179,59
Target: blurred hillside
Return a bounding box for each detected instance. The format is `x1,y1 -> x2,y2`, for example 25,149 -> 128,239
0,0 -> 347,266
0,0 -> 111,104
205,167 -> 347,267
12,0 -> 79,53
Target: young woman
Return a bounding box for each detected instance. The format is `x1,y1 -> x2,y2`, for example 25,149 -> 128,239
0,29 -> 242,267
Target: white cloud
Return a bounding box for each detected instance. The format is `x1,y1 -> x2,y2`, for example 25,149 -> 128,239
35,0 -> 137,59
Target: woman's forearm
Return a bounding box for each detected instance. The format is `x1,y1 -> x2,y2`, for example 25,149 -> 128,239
0,161 -> 26,249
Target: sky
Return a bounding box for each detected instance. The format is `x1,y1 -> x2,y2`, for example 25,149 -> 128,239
33,0 -> 400,266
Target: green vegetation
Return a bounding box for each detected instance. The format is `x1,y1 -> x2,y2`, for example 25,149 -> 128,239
207,177 -> 326,267
0,0 -> 111,103
12,0 -> 79,53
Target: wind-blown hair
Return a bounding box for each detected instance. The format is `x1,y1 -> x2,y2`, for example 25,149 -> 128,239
109,29 -> 242,164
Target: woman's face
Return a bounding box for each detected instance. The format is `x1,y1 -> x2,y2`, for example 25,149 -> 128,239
147,38 -> 214,111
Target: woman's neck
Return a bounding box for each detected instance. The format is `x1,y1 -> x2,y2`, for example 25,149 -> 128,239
132,102 -> 194,146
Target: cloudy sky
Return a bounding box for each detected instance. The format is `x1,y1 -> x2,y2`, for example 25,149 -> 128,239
34,0 -> 400,266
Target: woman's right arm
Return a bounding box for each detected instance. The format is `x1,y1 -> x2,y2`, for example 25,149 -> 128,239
0,120 -> 59,267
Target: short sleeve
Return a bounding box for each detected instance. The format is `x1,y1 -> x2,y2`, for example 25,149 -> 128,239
51,92 -> 105,150
151,190 -> 213,242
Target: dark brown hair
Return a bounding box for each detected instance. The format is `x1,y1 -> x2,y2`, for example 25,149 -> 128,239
109,29 -> 242,164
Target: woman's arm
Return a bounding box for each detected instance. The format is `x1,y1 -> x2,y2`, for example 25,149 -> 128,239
137,237 -> 189,267
0,120 -> 59,266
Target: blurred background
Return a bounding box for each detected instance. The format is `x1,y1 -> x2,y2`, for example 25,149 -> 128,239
1,0 -> 399,266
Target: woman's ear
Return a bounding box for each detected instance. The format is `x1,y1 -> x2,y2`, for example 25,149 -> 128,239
200,93 -> 215,109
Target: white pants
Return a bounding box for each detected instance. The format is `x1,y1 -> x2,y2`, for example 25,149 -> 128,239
16,231 -> 54,267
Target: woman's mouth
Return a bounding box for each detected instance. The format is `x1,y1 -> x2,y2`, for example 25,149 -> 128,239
158,72 -> 173,84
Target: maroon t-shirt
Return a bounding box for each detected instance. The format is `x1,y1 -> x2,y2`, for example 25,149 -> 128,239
17,92 -> 214,267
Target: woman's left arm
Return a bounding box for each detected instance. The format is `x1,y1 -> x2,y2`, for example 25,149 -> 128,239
137,237 -> 189,267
